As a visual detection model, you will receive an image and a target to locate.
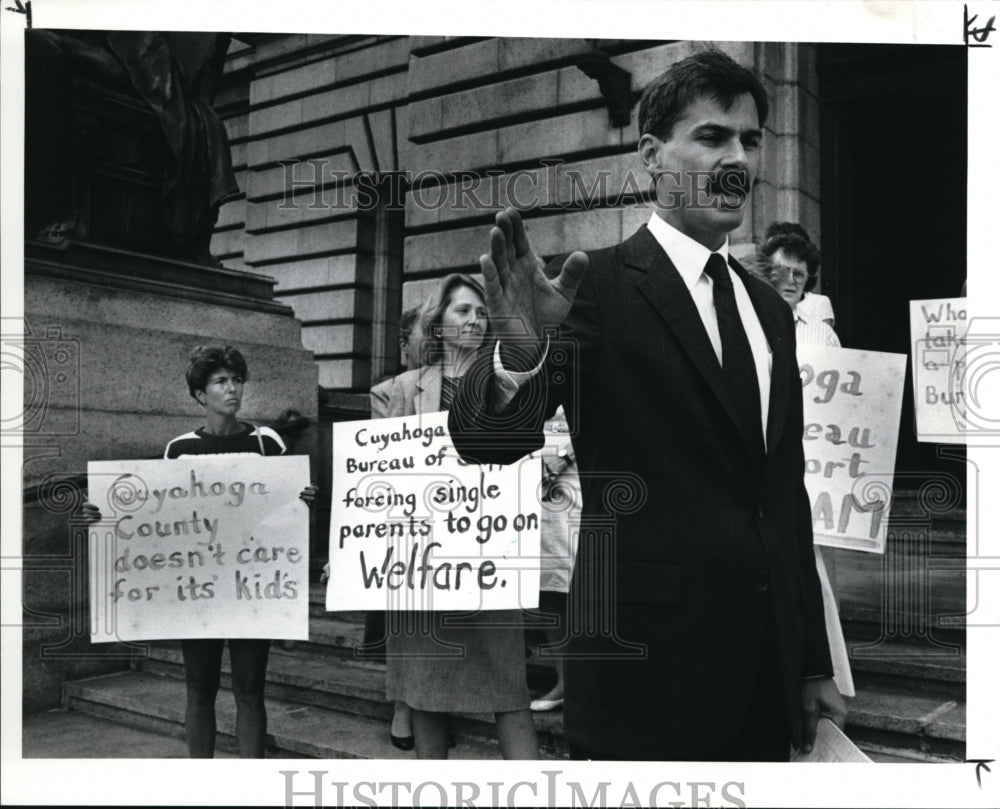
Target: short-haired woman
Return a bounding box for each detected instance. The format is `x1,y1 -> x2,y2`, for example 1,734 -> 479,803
83,345 -> 317,757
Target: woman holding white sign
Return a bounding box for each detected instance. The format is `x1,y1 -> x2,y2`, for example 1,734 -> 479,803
82,345 -> 318,757
367,274 -> 539,759
753,239 -> 855,698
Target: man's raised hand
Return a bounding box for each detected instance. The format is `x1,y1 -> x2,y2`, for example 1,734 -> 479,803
480,207 -> 588,370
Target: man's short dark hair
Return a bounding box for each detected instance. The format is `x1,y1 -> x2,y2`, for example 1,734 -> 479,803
638,49 -> 769,141
186,345 -> 248,400
761,233 -> 822,292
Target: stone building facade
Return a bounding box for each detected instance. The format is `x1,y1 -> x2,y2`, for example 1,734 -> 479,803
20,35 -> 967,756
213,36 -> 823,402
203,36 -> 969,754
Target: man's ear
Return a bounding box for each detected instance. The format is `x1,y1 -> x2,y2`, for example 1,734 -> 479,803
638,133 -> 662,173
195,390 -> 207,406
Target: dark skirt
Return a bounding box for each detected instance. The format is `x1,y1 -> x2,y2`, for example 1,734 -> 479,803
385,610 -> 530,713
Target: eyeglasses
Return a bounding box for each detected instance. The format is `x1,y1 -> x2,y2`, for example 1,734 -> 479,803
767,264 -> 808,284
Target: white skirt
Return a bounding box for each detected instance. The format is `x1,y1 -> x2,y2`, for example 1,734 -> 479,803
814,546 -> 855,697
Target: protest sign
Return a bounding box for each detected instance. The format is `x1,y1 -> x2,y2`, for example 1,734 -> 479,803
326,411 -> 540,611
909,297 -> 969,443
799,345 -> 907,553
88,455 -> 310,642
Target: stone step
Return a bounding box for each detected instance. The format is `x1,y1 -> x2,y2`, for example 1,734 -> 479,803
135,639 -> 963,759
62,670 -> 511,759
139,642 -> 389,720
838,613 -> 965,653
137,642 -> 569,756
295,612 -> 367,657
860,745 -> 963,764
310,580 -> 328,602
317,588 -> 968,663
313,567 -> 969,629
304,576 -> 966,754
23,706 -> 237,759
845,639 -> 964,700
884,526 -> 964,547
65,663 -> 964,763
844,686 -> 965,762
304,592 -> 966,703
828,543 -> 966,644
297,614 -> 565,687
888,492 -> 965,528
305,591 -> 559,671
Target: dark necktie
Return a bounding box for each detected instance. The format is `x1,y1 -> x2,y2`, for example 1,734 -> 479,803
703,253 -> 765,457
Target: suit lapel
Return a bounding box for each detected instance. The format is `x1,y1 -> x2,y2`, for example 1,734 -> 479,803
414,363 -> 443,415
627,227 -> 750,452
733,261 -> 791,456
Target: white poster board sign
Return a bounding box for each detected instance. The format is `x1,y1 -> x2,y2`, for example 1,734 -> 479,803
88,455 -> 310,642
799,346 -> 907,553
910,297 -> 969,443
326,411 -> 540,611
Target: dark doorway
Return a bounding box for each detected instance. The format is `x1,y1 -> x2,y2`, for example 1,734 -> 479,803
817,43 -> 968,487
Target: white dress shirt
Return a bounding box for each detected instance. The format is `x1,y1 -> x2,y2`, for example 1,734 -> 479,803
495,215 -> 773,444
646,214 -> 771,443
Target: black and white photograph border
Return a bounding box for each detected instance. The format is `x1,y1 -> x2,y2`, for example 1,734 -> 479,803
2,0 -> 999,806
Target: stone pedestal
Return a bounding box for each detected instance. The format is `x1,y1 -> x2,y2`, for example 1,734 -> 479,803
20,240 -> 318,712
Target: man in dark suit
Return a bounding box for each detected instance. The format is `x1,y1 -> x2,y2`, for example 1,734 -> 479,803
448,50 -> 846,761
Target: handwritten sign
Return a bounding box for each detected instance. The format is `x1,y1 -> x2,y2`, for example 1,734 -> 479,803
910,297 -> 969,444
326,411 -> 540,611
799,345 -> 907,553
88,455 -> 310,642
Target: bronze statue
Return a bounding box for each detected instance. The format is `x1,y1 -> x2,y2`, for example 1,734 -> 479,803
26,30 -> 239,266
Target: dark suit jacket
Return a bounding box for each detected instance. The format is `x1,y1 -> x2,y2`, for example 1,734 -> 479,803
449,225 -> 832,757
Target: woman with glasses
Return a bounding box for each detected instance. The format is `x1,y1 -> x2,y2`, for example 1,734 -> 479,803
762,222 -> 837,330
760,232 -> 840,348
